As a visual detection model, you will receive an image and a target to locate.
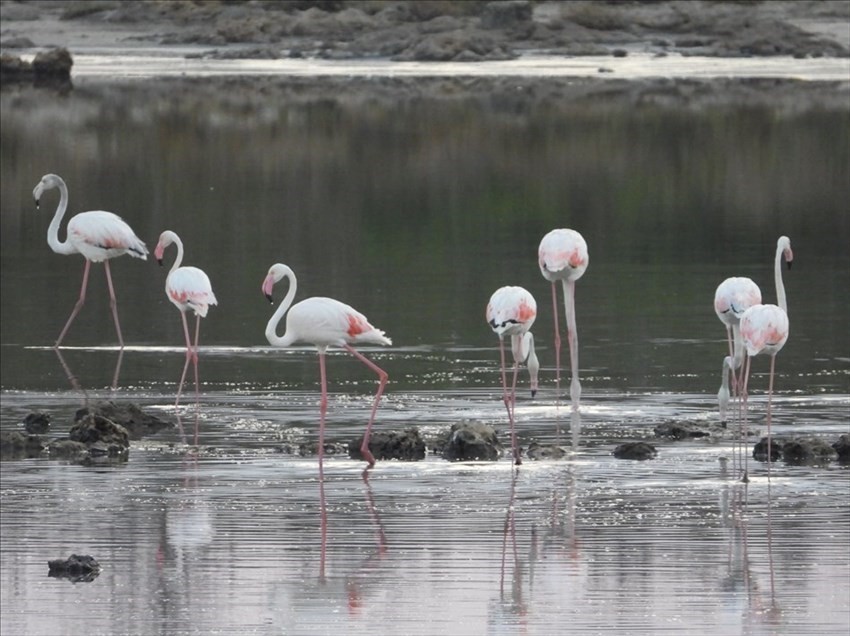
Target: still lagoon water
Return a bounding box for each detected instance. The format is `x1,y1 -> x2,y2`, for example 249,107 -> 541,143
1,57 -> 848,634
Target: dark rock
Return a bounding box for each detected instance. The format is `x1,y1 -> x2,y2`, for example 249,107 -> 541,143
780,436 -> 838,466
47,439 -> 90,459
480,1 -> 532,30
526,441 -> 566,460
1,36 -> 36,48
31,47 -> 73,76
441,422 -> 502,461
69,414 -> 130,455
392,30 -> 517,62
752,437 -> 782,462
653,421 -> 712,440
293,441 -> 350,456
0,431 -> 45,459
833,434 -> 850,463
613,441 -> 658,460
75,401 -> 172,440
48,554 -> 101,583
349,428 -> 426,461
23,412 -> 51,434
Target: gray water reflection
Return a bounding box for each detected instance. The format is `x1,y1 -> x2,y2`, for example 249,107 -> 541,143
1,395 -> 849,635
2,75 -> 850,634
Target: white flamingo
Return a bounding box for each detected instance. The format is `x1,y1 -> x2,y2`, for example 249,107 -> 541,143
486,285 -> 539,465
262,263 -> 391,468
538,228 -> 588,412
154,230 -> 217,416
32,173 -> 148,348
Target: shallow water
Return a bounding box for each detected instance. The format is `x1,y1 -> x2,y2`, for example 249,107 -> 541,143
2,58 -> 849,634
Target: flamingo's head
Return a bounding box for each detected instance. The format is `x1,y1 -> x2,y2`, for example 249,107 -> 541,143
154,230 -> 178,266
778,236 -> 793,270
262,263 -> 291,304
32,174 -> 62,209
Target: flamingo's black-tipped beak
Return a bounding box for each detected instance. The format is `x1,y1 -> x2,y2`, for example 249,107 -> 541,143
156,258 -> 163,267
786,261 -> 792,270
531,389 -> 537,398
265,293 -> 274,304
35,198 -> 40,209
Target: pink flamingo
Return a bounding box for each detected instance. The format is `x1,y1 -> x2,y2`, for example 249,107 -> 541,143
32,173 -> 148,348
486,285 -> 539,465
538,229 -> 588,412
154,230 -> 218,415
739,236 -> 793,481
714,276 -> 762,415
262,263 -> 391,468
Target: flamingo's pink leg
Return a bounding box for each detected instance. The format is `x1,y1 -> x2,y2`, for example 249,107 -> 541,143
551,282 -> 561,398
55,260 -> 92,348
499,338 -> 521,465
175,311 -> 193,408
510,361 -> 521,465
103,260 -> 125,348
344,344 -> 387,468
741,356 -> 752,483
318,350 -> 328,464
318,433 -> 328,582
766,354 -> 776,478
563,279 -> 581,411
192,314 -> 201,402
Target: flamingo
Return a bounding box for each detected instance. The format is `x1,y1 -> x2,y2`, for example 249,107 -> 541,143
714,276 -> 762,416
486,285 -> 539,465
538,228 -> 588,412
738,236 -> 793,481
154,230 -> 217,416
262,263 -> 391,468
32,173 -> 148,348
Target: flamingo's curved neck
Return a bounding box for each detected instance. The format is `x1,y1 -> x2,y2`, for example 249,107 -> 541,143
167,234 -> 184,277
47,178 -> 76,256
774,242 -> 787,315
265,267 -> 298,348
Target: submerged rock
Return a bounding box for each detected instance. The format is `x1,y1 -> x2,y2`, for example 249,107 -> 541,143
0,431 -> 45,459
23,412 -> 51,434
75,401 -> 173,440
833,434 -> 850,464
613,441 -> 658,460
441,422 -> 503,461
526,441 -> 566,460
47,554 -> 101,583
653,421 -> 714,440
752,437 -> 783,462
69,414 -> 129,457
779,436 -> 838,465
349,428 -> 426,461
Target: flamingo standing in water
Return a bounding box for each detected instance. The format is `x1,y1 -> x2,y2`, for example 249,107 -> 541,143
262,263 -> 391,468
714,276 -> 762,414
486,285 -> 539,465
738,236 -> 793,481
154,230 -> 217,414
32,174 -> 148,348
538,229 -> 588,412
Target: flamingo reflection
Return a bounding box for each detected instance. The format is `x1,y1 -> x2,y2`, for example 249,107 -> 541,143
54,346 -> 124,404
720,462 -> 781,628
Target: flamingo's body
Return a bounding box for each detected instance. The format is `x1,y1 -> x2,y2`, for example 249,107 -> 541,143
738,236 -> 793,480
538,228 -> 588,412
155,231 -> 217,416
32,173 -> 148,347
486,285 -> 538,465
263,263 -> 391,468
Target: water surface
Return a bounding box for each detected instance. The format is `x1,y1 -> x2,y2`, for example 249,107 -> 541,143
1,62 -> 849,635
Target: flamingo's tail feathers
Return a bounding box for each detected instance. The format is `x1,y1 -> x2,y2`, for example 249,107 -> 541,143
128,237 -> 149,260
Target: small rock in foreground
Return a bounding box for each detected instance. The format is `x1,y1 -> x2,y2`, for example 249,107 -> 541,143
613,441 -> 658,461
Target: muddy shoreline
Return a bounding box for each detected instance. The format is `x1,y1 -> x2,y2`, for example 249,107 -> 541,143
2,1 -> 849,61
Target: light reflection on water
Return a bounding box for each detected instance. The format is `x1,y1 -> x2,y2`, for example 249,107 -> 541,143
1,343 -> 849,635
